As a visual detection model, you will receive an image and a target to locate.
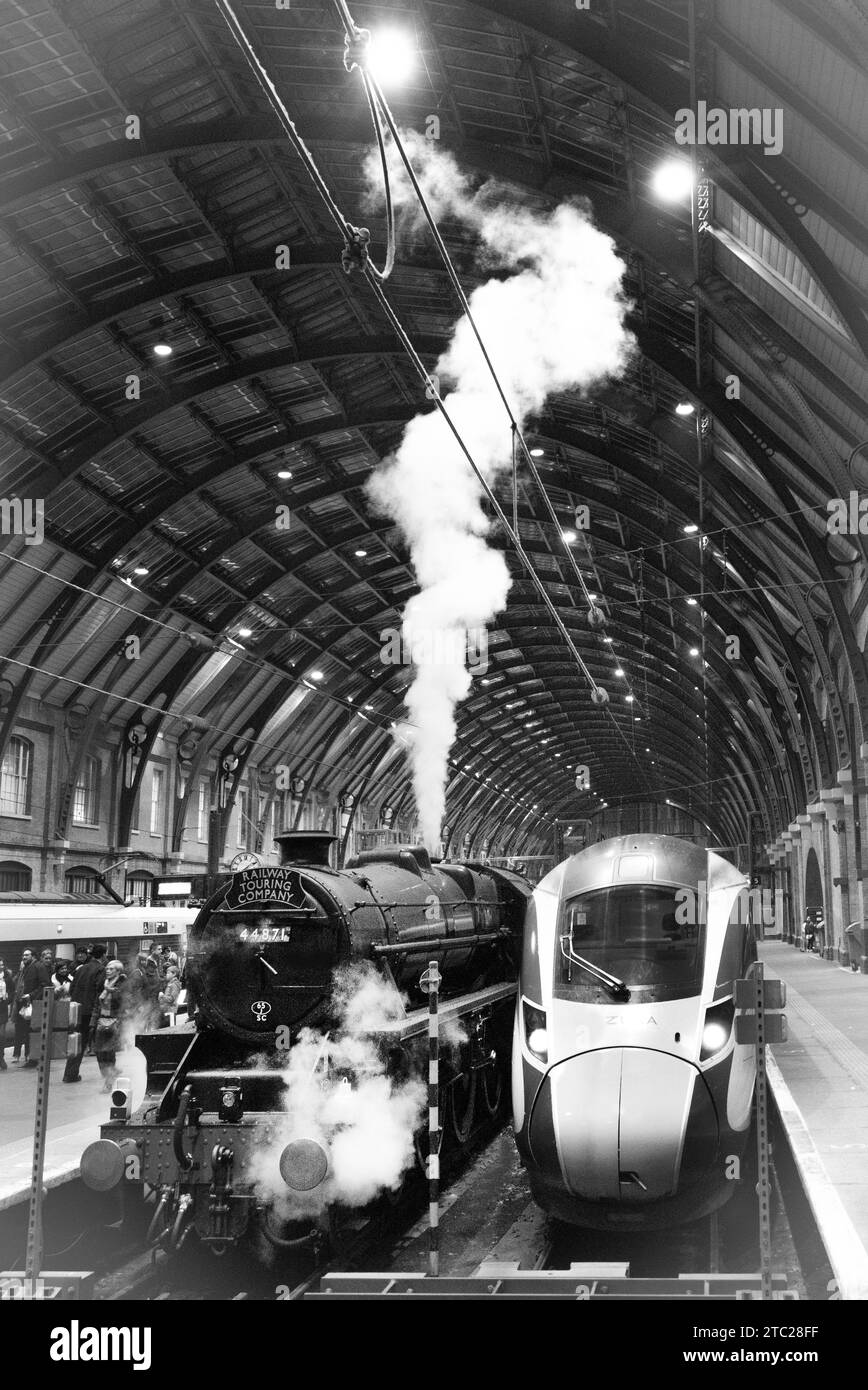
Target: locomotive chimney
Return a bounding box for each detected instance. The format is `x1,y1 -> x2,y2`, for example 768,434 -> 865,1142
274,831 -> 338,868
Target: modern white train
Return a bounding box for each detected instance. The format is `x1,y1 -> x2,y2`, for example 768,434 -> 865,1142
512,834 -> 757,1229
0,893 -> 198,967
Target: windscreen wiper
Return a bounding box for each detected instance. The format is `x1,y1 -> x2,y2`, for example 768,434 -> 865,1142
559,936 -> 631,1001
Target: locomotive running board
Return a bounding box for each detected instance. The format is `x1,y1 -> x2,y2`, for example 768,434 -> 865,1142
305,1267 -> 798,1299
367,981 -> 517,1041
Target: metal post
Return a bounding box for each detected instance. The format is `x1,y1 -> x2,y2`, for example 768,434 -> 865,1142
427,960 -> 441,1278
25,986 -> 54,1298
753,963 -> 774,1301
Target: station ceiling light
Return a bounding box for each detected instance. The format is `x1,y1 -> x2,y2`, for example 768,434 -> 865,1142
689,647 -> 699,657
683,523 -> 699,533
310,670 -> 325,681
277,469 -> 293,480
368,28 -> 416,85
651,159 -> 693,201
354,548 -> 367,557
675,401 -> 696,417
133,565 -> 149,576
152,342 -> 173,358
529,446 -> 545,457
561,528 -> 577,544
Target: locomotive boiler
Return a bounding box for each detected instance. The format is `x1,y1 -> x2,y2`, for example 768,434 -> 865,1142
81,832 -> 530,1254
513,834 -> 758,1230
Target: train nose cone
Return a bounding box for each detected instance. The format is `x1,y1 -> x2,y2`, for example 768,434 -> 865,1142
530,1048 -> 717,1202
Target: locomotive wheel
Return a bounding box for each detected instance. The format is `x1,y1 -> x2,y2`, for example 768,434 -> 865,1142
481,1060 -> 504,1117
449,1069 -> 477,1145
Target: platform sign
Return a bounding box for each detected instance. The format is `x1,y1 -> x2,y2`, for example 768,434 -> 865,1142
735,1013 -> 787,1043
735,978 -> 786,1009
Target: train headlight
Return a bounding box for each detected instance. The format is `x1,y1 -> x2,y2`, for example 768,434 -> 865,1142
700,1001 -> 734,1060
523,1001 -> 548,1063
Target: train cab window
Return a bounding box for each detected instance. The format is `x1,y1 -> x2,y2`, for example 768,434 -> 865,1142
557,885 -> 705,1004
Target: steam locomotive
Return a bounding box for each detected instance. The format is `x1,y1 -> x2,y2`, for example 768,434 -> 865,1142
81,832 -> 530,1255
513,835 -> 757,1229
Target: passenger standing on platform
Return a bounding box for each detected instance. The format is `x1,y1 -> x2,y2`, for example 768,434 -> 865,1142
128,951 -> 161,1029
11,948 -> 52,1066
63,943 -> 107,1083
52,960 -> 73,997
89,959 -> 127,1093
0,957 -> 14,1070
157,965 -> 181,1025
71,946 -> 90,976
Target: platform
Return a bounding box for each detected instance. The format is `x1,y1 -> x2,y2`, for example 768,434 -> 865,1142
0,1047 -> 146,1211
760,940 -> 868,1300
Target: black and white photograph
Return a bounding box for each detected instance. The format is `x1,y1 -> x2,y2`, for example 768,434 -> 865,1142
0,0 -> 866,1355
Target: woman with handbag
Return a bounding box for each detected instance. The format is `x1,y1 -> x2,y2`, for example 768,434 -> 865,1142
89,959 -> 127,1092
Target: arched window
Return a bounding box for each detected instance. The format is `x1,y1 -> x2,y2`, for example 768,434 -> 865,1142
72,756 -> 100,825
126,871 -> 155,905
1,736 -> 33,816
65,865 -> 98,895
0,860 -> 32,892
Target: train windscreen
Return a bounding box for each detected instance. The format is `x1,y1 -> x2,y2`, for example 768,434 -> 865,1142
555,885 -> 705,1003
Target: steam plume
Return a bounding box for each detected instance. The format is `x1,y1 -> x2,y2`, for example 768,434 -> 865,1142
249,964 -> 425,1216
365,133 -> 634,849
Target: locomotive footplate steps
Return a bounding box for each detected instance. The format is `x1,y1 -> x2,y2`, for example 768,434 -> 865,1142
305,1267 -> 799,1299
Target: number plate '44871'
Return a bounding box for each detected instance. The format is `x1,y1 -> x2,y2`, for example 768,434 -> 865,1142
239,925 -> 292,943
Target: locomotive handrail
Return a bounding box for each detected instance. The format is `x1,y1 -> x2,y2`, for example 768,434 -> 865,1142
173,1085 -> 195,1172
370,929 -> 511,957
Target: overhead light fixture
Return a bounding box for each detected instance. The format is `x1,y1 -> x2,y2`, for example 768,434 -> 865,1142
133,566 -> 149,576
603,636 -> 613,644
687,596 -> 698,605
152,343 -> 173,358
277,469 -> 293,480
529,446 -> 545,458
238,627 -> 253,638
561,529 -> 577,544
683,523 -> 699,534
626,694 -> 634,703
364,704 -> 373,711
675,401 -> 696,417
354,549 -> 367,557
615,668 -> 625,678
310,670 -> 325,681
367,28 -> 416,86
587,592 -> 598,600
690,647 -> 699,657
651,159 -> 693,201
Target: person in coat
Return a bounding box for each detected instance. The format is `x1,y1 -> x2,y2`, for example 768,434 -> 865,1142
0,957 -> 14,1070
127,952 -> 162,1030
89,959 -> 127,1092
11,948 -> 52,1065
157,965 -> 182,1025
63,943 -> 107,1083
